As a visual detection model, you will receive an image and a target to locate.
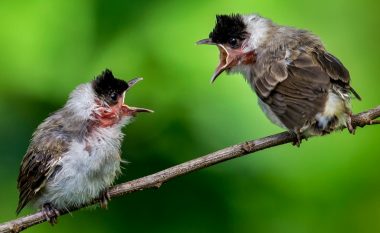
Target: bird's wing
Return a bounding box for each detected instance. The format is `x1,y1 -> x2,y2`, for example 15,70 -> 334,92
16,131 -> 68,214
255,50 -> 349,131
314,51 -> 361,100
314,51 -> 349,84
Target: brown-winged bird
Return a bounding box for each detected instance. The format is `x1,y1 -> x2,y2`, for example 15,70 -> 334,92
198,14 -> 361,144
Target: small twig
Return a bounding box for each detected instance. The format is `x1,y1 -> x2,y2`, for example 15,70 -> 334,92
0,105 -> 379,233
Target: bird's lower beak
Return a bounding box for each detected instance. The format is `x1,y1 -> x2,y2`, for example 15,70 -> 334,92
211,44 -> 241,83
197,38 -> 247,83
122,77 -> 154,116
122,105 -> 154,116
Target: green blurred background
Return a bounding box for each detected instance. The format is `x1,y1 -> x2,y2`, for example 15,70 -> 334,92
0,0 -> 379,232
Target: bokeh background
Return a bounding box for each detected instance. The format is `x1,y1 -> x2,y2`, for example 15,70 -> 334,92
0,0 -> 379,232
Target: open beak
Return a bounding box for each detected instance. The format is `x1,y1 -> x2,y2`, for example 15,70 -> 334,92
122,77 -> 154,116
197,38 -> 242,83
197,38 -> 256,83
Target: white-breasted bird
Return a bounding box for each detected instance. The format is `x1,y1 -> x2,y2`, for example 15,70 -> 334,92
16,69 -> 152,223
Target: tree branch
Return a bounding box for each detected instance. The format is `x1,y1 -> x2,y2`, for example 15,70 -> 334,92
1,105 -> 379,233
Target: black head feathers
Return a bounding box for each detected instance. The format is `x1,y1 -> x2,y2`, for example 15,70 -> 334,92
92,69 -> 129,105
209,14 -> 247,44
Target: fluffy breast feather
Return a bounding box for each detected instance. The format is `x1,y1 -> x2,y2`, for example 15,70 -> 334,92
34,124 -> 126,209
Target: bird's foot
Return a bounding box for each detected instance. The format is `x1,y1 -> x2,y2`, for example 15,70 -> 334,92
99,190 -> 111,209
346,114 -> 356,134
42,203 -> 60,225
291,130 -> 303,147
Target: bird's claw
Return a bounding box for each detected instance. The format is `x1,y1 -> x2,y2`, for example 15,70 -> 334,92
99,190 -> 111,209
42,203 -> 60,225
292,131 -> 303,147
346,115 -> 356,134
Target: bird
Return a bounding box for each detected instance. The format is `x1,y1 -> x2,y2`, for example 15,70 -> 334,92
16,69 -> 153,223
197,14 -> 361,144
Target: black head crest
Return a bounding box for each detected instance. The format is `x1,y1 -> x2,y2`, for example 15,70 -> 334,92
209,14 -> 247,44
92,69 -> 128,104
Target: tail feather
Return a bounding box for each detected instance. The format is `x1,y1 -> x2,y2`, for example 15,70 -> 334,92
16,202 -> 25,215
350,87 -> 361,101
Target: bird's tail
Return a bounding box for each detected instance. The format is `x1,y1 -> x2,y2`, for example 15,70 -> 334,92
350,87 -> 362,101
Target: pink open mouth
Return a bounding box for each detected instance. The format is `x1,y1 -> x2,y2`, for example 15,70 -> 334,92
197,38 -> 256,83
211,44 -> 239,83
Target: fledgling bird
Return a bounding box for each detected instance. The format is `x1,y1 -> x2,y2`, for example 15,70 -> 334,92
197,14 -> 361,144
16,69 -> 152,223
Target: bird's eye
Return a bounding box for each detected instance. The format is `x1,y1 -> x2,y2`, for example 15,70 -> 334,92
228,38 -> 238,47
110,92 -> 118,101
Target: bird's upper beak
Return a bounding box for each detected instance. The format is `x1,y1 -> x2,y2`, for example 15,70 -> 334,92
121,77 -> 154,116
197,38 -> 255,83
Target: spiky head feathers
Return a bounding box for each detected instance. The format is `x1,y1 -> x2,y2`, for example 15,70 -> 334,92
209,14 -> 248,44
92,69 -> 128,106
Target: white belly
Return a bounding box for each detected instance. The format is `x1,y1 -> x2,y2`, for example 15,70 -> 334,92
35,127 -> 124,209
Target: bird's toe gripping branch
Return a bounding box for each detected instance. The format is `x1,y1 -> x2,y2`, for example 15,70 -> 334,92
99,190 -> 111,209
291,129 -> 306,147
42,203 -> 60,226
346,114 -> 356,135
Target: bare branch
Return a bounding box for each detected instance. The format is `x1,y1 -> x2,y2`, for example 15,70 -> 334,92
1,105 -> 379,233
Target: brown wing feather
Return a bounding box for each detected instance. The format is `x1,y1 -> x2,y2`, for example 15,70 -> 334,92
258,51 -> 331,131
254,61 -> 288,98
270,64 -> 330,130
314,50 -> 361,100
315,51 -> 349,82
16,122 -> 69,214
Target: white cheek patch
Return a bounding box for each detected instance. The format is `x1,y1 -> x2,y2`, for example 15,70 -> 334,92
243,14 -> 270,50
65,84 -> 97,120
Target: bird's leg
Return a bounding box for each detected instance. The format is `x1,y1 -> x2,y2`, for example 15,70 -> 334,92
346,114 -> 356,134
99,189 -> 111,209
291,130 -> 303,147
42,203 -> 60,225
